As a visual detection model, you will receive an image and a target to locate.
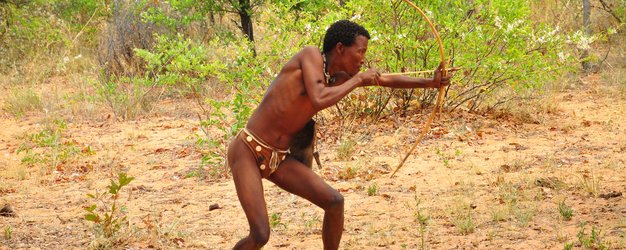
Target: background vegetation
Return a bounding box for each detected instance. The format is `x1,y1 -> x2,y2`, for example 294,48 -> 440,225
1,1 -> 624,248
1,0 -> 624,170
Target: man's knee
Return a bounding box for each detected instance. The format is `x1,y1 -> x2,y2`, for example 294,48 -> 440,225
250,226 -> 270,246
324,191 -> 344,210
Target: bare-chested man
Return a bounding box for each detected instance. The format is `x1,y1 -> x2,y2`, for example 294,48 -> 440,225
227,20 -> 450,250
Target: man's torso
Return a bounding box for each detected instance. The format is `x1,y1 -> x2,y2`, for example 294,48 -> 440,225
246,47 -> 323,149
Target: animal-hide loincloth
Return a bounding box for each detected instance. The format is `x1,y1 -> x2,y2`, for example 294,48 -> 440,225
239,128 -> 290,178
289,120 -> 322,169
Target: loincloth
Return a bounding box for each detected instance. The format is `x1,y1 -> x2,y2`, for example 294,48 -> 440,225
289,119 -> 322,169
239,128 -> 290,178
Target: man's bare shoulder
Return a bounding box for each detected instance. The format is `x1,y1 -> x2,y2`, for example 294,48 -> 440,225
283,46 -> 322,71
295,46 -> 322,61
296,46 -> 319,54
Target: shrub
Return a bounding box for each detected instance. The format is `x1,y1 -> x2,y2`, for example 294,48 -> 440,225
84,172 -> 135,247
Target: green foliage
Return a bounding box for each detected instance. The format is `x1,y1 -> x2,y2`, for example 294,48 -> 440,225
343,0 -> 575,113
558,200 -> 574,221
563,242 -> 574,250
0,0 -> 108,74
140,0 -> 214,32
134,33 -> 220,92
193,39 -> 264,170
251,0 -> 577,116
336,137 -> 356,161
269,212 -> 286,229
16,117 -> 89,174
367,183 -> 378,196
453,203 -> 475,235
0,2 -> 66,71
3,226 -> 12,240
577,222 -> 609,250
412,196 -> 429,250
84,172 -> 135,240
98,33 -> 223,119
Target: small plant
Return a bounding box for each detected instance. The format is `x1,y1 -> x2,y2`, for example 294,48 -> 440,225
577,170 -> 601,197
269,212 -> 286,229
301,213 -> 321,233
4,226 -> 12,240
577,222 -> 608,250
513,205 -> 535,227
563,242 -> 574,250
453,203 -> 475,235
558,200 -> 574,221
336,137 -> 356,161
84,172 -> 135,239
490,206 -> 508,222
367,183 -> 378,196
435,148 -> 451,167
456,209 -> 475,235
454,149 -> 463,157
16,117 -> 88,175
435,147 -> 463,168
413,196 -> 429,250
185,165 -> 205,179
338,166 -> 358,180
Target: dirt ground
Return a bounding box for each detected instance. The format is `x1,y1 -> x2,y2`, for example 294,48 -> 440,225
0,74 -> 624,249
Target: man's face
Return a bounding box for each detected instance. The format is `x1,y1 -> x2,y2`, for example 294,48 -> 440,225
341,35 -> 369,76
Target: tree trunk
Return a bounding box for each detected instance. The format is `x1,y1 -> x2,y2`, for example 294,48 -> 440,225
581,0 -> 591,71
238,0 -> 256,56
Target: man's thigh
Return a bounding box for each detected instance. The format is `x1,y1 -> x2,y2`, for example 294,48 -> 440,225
268,158 -> 339,208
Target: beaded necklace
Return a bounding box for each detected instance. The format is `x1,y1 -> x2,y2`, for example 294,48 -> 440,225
322,53 -> 335,85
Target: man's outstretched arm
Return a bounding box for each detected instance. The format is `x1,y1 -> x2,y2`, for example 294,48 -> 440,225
366,63 -> 450,89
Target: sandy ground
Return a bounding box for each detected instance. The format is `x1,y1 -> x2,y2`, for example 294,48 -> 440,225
0,75 -> 624,249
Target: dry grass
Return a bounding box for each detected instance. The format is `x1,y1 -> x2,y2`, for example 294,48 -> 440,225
2,87 -> 42,118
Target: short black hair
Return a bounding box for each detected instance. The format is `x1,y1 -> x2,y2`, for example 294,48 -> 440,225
322,20 -> 370,54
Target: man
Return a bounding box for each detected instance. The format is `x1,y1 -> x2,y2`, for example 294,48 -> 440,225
227,20 -> 450,250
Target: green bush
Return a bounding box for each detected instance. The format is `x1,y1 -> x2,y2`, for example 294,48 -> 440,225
0,0 -> 108,75
251,0 -> 576,117
344,0 -> 575,114
98,33 -> 222,119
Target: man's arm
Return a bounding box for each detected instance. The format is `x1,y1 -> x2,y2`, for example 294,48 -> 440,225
365,63 -> 450,89
300,47 -> 377,111
375,75 -> 438,88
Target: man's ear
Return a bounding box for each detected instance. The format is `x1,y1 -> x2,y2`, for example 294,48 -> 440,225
336,42 -> 345,54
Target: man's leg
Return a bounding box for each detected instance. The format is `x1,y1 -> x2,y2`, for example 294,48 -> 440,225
268,158 -> 344,250
228,140 -> 271,250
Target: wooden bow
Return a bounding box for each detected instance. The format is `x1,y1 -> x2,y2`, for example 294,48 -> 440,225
390,0 -> 447,177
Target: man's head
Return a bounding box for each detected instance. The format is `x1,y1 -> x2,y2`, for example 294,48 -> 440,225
323,20 -> 371,54
323,20 -> 371,76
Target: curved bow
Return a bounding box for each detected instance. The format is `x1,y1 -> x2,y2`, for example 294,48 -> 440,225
390,0 -> 447,177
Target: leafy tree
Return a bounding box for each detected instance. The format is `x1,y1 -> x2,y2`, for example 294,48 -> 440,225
206,0 -> 264,55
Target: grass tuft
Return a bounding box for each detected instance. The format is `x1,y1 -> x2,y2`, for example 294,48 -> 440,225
3,88 -> 42,118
